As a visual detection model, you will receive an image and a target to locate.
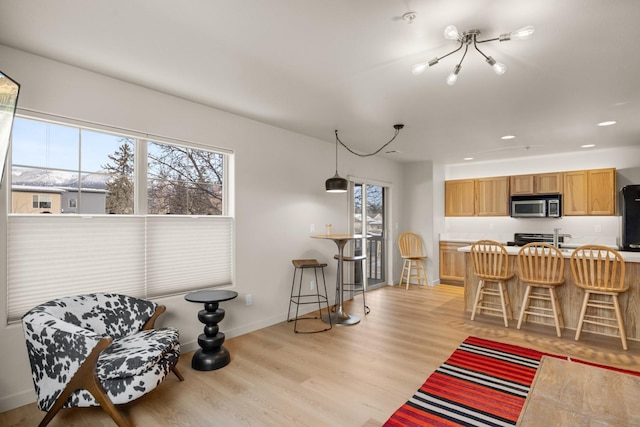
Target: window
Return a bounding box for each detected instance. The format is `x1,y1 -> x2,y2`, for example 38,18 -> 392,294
11,118 -> 134,214
6,115 -> 234,321
32,195 -> 52,209
148,141 -> 224,215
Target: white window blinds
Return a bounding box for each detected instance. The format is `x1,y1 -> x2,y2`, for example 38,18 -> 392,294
7,215 -> 233,322
7,215 -> 145,321
146,216 -> 233,297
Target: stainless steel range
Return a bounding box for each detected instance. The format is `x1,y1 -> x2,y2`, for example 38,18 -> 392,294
509,233 -> 565,247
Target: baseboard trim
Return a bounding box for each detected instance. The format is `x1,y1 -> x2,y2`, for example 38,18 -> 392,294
0,389 -> 36,414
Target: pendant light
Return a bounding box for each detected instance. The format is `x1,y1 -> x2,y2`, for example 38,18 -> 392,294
325,138 -> 348,193
326,124 -> 404,192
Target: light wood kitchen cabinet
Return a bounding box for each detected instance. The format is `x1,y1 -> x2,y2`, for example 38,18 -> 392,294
536,173 -> 563,194
563,168 -> 616,216
439,242 -> 466,284
476,176 -> 510,216
510,174 -> 535,195
510,172 -> 562,195
588,168 -> 616,215
445,179 -> 475,216
563,170 -> 588,215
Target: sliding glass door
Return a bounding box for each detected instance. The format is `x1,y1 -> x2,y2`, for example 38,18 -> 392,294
352,181 -> 386,288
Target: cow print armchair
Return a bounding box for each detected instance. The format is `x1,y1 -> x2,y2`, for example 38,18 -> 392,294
22,293 -> 184,427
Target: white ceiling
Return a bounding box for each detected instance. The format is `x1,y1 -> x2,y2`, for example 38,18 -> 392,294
1,0 -> 640,164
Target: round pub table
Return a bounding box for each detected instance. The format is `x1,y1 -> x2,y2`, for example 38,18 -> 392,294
311,234 -> 362,326
185,289 -> 238,371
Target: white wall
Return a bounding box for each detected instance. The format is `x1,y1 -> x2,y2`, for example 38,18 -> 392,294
401,161 -> 438,285
0,45 -> 407,411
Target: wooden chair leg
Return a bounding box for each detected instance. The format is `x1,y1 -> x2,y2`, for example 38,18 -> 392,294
86,379 -> 132,427
399,259 -> 408,288
517,285 -> 532,330
38,338 -> 116,427
549,287 -> 562,338
471,279 -> 484,321
404,260 -> 411,290
575,292 -> 590,342
419,261 -> 428,286
502,281 -> 513,320
172,366 -> 185,381
612,295 -> 628,351
498,281 -> 509,327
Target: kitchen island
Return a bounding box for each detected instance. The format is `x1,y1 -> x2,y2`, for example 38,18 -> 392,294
458,244 -> 640,341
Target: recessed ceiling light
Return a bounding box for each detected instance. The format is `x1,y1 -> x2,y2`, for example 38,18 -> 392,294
581,144 -> 596,148
501,135 -> 516,140
597,121 -> 616,127
464,157 -> 474,161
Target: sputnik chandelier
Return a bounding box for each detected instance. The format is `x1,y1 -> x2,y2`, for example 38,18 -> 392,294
412,25 -> 535,85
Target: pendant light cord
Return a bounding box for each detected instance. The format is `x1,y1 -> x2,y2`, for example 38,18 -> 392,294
334,124 -> 404,158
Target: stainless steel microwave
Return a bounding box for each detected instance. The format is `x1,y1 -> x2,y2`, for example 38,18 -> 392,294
510,195 -> 562,218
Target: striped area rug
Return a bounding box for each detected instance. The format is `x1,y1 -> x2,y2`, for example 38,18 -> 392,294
383,336 -> 548,427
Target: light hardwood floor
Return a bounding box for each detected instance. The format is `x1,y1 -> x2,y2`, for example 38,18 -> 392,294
3,284 -> 639,427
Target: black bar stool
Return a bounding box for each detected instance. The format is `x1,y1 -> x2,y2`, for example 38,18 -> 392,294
287,259 -> 332,333
333,254 -> 370,315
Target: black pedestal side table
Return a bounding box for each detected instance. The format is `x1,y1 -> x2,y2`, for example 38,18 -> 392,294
185,289 -> 238,371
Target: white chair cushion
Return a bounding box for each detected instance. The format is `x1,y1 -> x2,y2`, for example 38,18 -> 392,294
97,327 -> 179,379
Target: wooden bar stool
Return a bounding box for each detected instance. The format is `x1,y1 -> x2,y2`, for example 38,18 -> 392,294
333,254 -> 370,315
470,240 -> 514,327
287,259 -> 332,333
398,232 -> 428,289
516,242 -> 565,337
570,245 -> 629,350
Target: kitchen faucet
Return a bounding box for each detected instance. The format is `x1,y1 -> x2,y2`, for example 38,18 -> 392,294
553,228 -> 572,247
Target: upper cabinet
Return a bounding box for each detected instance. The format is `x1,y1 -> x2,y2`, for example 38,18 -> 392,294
563,170 -> 588,215
563,168 -> 616,216
510,172 -> 562,195
445,179 -> 475,216
588,168 -> 616,215
445,177 -> 509,217
476,176 -> 510,216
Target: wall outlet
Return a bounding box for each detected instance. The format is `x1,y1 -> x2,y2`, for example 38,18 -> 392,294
310,280 -> 316,290
310,223 -> 315,233
595,224 -> 602,233
245,294 -> 253,306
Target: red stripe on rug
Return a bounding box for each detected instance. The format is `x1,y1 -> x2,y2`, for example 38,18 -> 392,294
423,373 -> 525,421
386,405 -> 462,427
445,352 -> 538,384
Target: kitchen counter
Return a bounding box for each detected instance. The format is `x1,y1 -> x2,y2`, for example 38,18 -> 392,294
457,244 -> 640,263
458,245 -> 640,342
440,232 -> 619,248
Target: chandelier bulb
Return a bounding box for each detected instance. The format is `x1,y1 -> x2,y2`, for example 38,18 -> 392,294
443,25 -> 460,41
510,25 -> 535,40
493,61 -> 506,75
412,62 -> 428,75
446,64 -> 461,85
486,56 -> 507,75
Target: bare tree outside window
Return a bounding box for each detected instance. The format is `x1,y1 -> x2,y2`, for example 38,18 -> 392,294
147,142 -> 223,215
